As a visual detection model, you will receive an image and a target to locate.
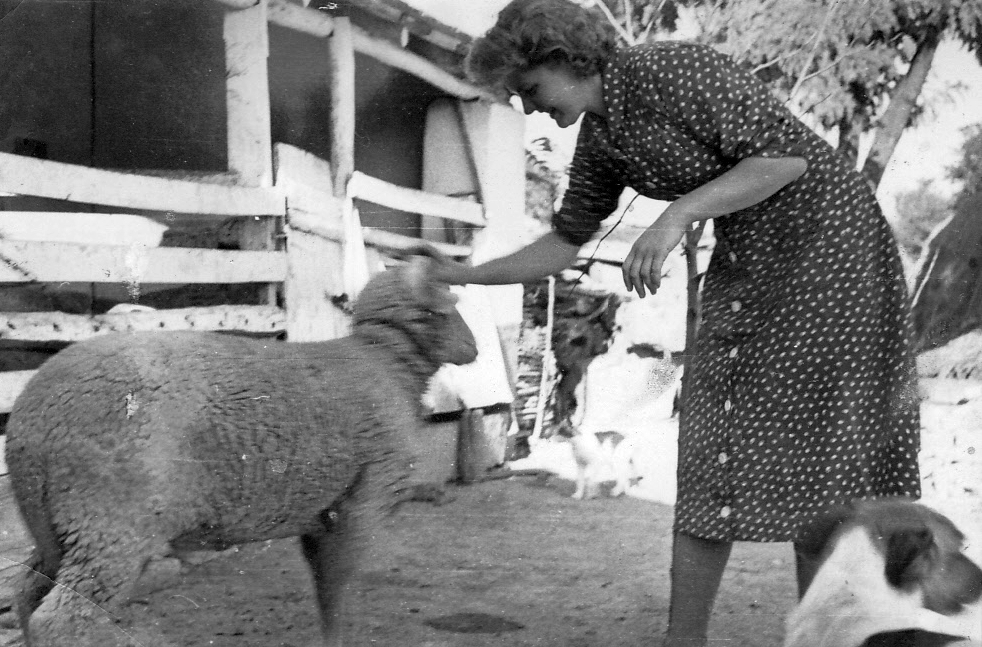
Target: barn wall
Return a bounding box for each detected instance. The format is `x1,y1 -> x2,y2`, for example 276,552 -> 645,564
0,0 -> 93,165
91,1 -> 228,171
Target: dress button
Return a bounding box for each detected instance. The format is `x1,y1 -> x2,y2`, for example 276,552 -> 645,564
718,452 -> 729,465
723,399 -> 732,412
720,506 -> 732,518
730,301 -> 742,313
729,347 -> 738,359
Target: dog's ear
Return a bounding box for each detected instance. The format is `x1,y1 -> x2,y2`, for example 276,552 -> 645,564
883,514 -> 982,615
884,527 -> 935,589
926,551 -> 982,614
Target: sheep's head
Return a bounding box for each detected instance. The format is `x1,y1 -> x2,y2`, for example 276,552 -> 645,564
352,258 -> 478,369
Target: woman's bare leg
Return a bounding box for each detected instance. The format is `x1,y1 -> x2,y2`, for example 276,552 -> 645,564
664,533 -> 732,647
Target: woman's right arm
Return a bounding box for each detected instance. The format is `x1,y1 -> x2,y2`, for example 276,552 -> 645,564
430,231 -> 580,286
426,117 -> 618,286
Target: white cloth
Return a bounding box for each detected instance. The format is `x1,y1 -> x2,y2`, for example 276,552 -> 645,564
424,284 -> 514,413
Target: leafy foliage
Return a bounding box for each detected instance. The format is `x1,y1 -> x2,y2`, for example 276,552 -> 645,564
910,123 -> 982,349
893,180 -> 953,256
525,136 -> 569,226
949,123 -> 982,198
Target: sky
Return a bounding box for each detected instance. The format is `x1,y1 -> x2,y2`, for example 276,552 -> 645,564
405,0 -> 982,220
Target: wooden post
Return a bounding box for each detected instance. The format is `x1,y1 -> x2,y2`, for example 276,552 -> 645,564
457,409 -> 484,484
275,144 -> 348,341
329,17 -> 355,198
223,0 -> 278,303
223,0 -> 273,187
327,16 -> 371,298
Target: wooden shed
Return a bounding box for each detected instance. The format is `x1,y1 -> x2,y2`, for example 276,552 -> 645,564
0,0 -> 527,481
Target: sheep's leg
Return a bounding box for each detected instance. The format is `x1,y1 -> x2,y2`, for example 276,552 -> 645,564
16,548 -> 59,635
25,542 -> 175,647
300,505 -> 360,647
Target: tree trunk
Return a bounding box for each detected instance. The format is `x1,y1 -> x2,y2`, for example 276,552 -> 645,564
837,113 -> 860,169
861,25 -> 942,188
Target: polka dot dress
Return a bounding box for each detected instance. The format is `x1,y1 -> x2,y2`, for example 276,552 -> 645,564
553,42 -> 920,542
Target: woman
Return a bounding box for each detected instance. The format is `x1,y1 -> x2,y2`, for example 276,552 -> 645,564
427,1 -> 921,644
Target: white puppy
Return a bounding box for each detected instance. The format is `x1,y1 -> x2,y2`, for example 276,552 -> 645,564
550,421 -> 638,500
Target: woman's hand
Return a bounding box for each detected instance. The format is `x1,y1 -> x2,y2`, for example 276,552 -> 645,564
404,243 -> 473,285
622,212 -> 689,298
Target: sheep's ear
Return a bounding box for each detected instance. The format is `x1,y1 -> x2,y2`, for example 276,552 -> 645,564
405,256 -> 433,300
405,255 -> 459,310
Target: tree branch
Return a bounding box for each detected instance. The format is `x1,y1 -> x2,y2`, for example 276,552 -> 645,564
862,25 -> 942,187
751,51 -> 797,75
789,0 -> 843,101
623,0 -> 635,41
592,0 -> 635,45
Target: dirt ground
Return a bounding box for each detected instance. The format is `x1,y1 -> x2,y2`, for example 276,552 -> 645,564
106,476 -> 795,647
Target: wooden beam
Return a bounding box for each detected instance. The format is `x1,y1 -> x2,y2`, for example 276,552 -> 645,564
0,152 -> 285,216
210,0 -> 492,101
329,17 -> 356,198
349,171 -> 486,227
0,306 -> 286,344
210,0 -> 261,8
215,0 -> 333,35
268,0 -> 334,36
350,23 -> 491,101
0,241 -> 287,284
275,143 -> 333,195
345,0 -> 472,54
275,143 -> 349,341
224,0 -> 274,187
362,227 -> 471,258
224,0 -> 279,303
0,212 -> 166,246
286,210 -> 470,259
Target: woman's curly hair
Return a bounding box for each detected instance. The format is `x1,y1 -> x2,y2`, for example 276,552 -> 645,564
465,0 -> 618,92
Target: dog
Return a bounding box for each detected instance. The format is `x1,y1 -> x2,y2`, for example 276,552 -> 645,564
786,499 -> 982,647
546,420 -> 639,499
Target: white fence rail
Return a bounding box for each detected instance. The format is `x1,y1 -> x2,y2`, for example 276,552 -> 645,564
0,152 -> 284,217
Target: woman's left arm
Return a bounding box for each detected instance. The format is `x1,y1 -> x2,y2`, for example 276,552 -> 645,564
622,155 -> 807,297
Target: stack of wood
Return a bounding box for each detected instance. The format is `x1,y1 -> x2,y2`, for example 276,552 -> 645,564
513,271 -> 621,454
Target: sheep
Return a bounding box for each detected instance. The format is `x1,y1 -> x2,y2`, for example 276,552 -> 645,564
4,258 -> 478,647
